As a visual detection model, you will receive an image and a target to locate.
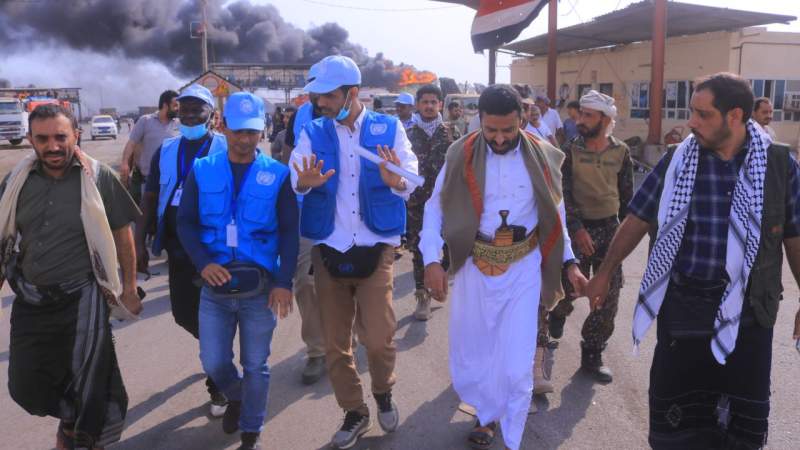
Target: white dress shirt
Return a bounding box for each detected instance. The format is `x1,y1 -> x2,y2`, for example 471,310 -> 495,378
525,121 -> 554,140
290,107 -> 419,252
420,141 -> 575,266
541,107 -> 563,133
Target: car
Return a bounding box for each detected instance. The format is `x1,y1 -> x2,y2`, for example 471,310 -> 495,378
90,115 -> 118,140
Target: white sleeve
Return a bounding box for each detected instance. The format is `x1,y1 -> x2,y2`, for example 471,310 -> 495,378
559,200 -> 576,263
390,120 -> 419,200
289,129 -> 313,195
541,121 -> 554,138
551,109 -> 563,130
420,162 -> 447,266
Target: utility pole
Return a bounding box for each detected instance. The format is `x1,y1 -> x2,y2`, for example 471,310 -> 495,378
647,0 -> 667,144
488,49 -> 497,85
547,0 -> 557,103
201,0 -> 209,73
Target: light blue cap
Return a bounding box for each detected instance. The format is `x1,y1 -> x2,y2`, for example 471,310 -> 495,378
395,92 -> 415,106
178,84 -> 215,108
307,61 -> 321,82
223,92 -> 266,131
303,55 -> 361,94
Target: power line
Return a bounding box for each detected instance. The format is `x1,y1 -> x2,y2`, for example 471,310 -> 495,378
299,0 -> 458,12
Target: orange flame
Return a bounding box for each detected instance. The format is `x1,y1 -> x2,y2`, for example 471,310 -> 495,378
398,67 -> 437,86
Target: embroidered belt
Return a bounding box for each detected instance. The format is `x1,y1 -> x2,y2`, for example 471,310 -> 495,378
472,228 -> 538,276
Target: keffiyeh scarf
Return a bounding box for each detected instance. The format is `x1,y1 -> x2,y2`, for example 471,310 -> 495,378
412,112 -> 443,137
633,120 -> 771,364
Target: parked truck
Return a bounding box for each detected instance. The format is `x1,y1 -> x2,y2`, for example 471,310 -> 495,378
0,97 -> 28,146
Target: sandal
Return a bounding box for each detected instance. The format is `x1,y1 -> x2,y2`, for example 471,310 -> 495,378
467,420 -> 497,450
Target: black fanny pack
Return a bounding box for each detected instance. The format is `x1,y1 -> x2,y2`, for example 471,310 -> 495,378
662,272 -> 726,339
208,262 -> 270,299
318,244 -> 386,278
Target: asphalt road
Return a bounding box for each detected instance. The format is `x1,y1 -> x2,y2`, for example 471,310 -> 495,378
0,133 -> 797,450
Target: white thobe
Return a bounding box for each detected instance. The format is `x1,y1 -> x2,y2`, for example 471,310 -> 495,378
290,107 -> 418,252
420,142 -> 574,450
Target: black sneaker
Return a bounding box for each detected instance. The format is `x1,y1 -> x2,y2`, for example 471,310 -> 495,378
373,391 -> 399,433
548,313 -> 567,339
223,400 -> 242,434
330,409 -> 371,449
238,432 -> 260,450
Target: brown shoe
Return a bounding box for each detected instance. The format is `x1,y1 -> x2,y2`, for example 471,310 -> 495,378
413,288 -> 431,321
533,344 -> 555,395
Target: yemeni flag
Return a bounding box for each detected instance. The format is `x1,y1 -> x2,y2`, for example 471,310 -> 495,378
471,0 -> 547,52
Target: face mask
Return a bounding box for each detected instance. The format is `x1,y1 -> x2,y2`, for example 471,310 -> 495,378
335,91 -> 352,122
179,122 -> 208,140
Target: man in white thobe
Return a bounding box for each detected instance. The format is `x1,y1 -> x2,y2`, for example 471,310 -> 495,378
422,85 -> 587,450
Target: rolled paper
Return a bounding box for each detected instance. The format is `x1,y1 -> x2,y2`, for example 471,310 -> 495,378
353,146 -> 425,187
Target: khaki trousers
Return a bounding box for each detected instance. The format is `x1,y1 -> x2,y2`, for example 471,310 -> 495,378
312,245 -> 397,412
294,238 -> 325,358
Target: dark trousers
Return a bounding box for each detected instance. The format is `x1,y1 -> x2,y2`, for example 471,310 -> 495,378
166,248 -> 202,339
551,218 -> 623,349
406,203 -> 449,290
649,295 -> 772,450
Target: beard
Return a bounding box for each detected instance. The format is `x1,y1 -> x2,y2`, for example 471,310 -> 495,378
488,134 -> 521,155
578,120 -> 604,139
166,110 -> 178,120
692,122 -> 732,149
37,147 -> 73,171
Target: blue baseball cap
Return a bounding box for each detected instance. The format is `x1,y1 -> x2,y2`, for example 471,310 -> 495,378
178,84 -> 215,108
395,92 -> 415,106
224,92 -> 266,131
303,55 -> 361,94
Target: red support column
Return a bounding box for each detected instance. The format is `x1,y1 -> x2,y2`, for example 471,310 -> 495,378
547,0 -> 557,102
647,0 -> 667,144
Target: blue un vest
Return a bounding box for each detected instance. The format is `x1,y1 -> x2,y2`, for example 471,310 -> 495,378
152,133 -> 227,255
192,150 -> 288,274
300,110 -> 406,239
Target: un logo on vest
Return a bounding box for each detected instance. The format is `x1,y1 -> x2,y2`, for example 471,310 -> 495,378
256,171 -> 276,186
370,123 -> 388,136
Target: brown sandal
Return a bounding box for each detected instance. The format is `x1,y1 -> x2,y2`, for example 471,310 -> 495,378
468,420 -> 497,450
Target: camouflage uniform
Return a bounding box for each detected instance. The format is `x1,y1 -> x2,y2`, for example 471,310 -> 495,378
548,136 -> 634,350
406,122 -> 460,288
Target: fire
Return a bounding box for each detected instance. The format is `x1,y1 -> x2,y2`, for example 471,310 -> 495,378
398,67 -> 437,86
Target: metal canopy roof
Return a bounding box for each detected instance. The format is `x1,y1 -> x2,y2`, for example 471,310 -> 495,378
503,1 -> 796,56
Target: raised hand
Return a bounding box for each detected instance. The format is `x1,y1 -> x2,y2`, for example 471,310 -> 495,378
377,145 -> 404,190
293,154 -> 335,190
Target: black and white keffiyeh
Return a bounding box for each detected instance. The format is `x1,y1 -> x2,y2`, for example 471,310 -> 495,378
633,120 -> 771,364
411,112 -> 443,137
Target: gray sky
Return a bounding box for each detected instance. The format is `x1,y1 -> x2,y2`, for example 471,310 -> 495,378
262,0 -> 800,85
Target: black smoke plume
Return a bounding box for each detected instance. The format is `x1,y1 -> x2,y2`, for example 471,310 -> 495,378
0,0 -> 413,88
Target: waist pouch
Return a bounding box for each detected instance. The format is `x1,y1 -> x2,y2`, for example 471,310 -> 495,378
209,262 -> 270,299
662,273 -> 726,339
318,244 -> 386,279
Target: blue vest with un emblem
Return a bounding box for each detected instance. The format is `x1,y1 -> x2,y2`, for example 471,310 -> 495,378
300,110 -> 406,239
192,150 -> 288,273
152,133 -> 227,255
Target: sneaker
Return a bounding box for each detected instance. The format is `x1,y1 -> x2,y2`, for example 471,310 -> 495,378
373,391 -> 399,433
413,288 -> 431,321
330,410 -> 371,449
223,400 -> 242,434
209,391 -> 228,418
533,345 -> 555,395
302,356 -> 326,385
238,432 -> 260,450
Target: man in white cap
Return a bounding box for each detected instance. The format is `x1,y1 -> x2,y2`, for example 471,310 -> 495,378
136,83 -> 230,415
394,92 -> 416,129
548,90 -> 633,383
535,95 -> 565,145
289,55 -> 418,449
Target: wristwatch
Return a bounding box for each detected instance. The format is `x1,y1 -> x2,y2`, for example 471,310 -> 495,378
563,258 -> 579,270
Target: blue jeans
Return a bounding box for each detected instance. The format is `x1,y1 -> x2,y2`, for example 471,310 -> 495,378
199,287 -> 277,433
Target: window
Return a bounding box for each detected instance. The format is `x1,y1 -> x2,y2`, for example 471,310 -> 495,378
751,78 -> 800,122
599,83 -> 613,97
663,80 -> 693,120
577,84 -> 593,99
630,81 -> 649,119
